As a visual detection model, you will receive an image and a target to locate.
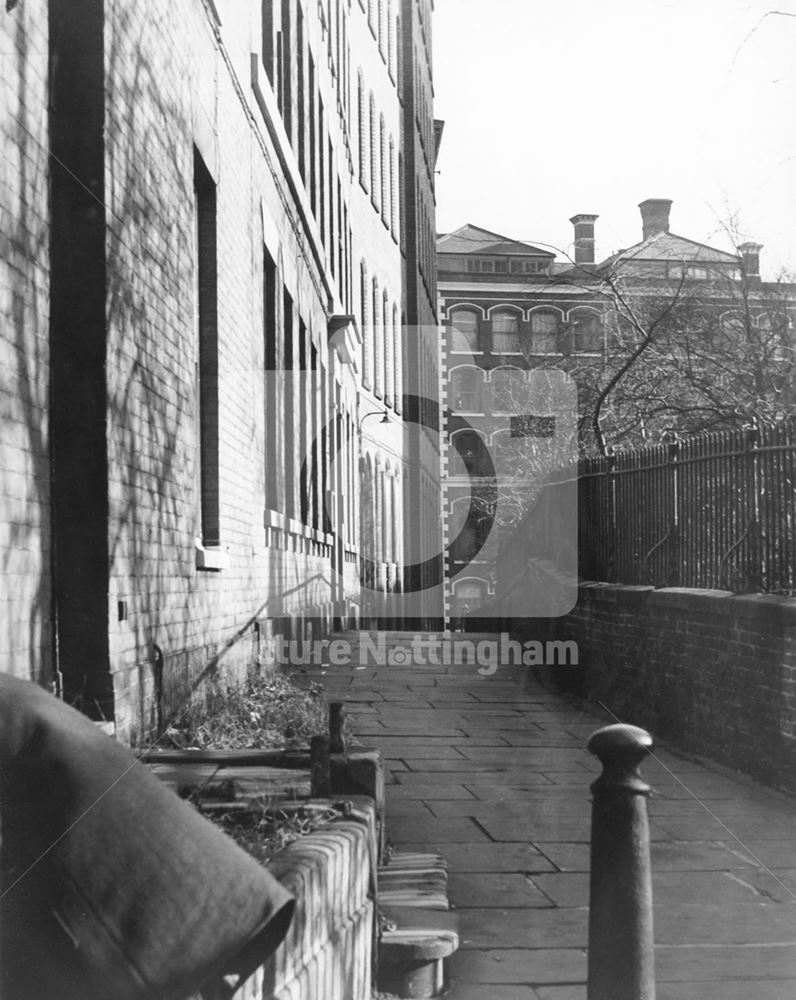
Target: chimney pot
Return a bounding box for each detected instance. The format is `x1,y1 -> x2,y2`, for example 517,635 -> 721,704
639,198 -> 673,241
569,213 -> 599,265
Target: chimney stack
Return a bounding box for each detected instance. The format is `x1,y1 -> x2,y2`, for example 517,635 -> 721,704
739,242 -> 763,280
639,198 -> 672,241
569,213 -> 599,265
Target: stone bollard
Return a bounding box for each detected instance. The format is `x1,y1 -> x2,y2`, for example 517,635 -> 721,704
587,724 -> 655,1000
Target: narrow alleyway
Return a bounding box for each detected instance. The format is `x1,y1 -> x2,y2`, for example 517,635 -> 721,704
304,630 -> 796,1000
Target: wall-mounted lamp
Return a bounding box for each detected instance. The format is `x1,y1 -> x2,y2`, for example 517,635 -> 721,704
359,409 -> 391,431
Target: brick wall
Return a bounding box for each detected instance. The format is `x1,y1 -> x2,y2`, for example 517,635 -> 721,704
532,583 -> 796,790
0,0 -> 52,685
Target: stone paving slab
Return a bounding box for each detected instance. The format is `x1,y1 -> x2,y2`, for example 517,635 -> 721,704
447,947 -> 587,984
398,841 -> 557,874
444,984 -> 540,1000
307,631 -> 796,998
446,872 -> 553,909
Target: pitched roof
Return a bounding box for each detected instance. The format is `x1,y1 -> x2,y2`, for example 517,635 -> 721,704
437,224 -> 554,258
595,231 -> 739,271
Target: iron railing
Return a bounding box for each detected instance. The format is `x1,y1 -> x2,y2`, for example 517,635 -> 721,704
578,419 -> 796,594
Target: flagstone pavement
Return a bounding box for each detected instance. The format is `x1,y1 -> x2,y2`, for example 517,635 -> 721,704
301,631 -> 796,999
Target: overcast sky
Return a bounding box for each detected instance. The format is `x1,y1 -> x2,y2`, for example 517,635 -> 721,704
432,0 -> 796,278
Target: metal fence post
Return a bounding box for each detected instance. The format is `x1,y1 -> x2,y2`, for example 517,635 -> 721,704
662,430 -> 680,587
744,421 -> 762,591
587,723 -> 655,1000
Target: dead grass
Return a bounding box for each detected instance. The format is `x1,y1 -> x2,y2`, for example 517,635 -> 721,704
163,671 -> 350,750
205,799 -> 341,866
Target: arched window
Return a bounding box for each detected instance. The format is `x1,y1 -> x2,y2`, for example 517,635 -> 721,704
569,309 -> 602,353
450,308 -> 480,353
388,138 -> 397,238
380,114 -> 388,224
490,367 -> 523,414
393,305 -> 402,412
369,93 -> 379,211
491,310 -> 521,353
530,310 -> 559,354
383,290 -> 393,407
490,428 -> 521,476
360,262 -> 372,388
357,71 -> 367,190
450,368 -> 482,413
452,579 -> 487,619
450,429 -> 491,479
378,0 -> 386,57
373,276 -> 383,397
387,0 -> 396,78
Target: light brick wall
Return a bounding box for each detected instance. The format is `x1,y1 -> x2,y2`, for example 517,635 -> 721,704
0,1 -> 52,685
1,0 -> 430,734
102,0 -> 409,739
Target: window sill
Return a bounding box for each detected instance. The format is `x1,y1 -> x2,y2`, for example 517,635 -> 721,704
449,351 -> 483,356
491,351 -> 523,356
195,539 -> 230,571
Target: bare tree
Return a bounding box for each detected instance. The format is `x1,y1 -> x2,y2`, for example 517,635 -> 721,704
528,238 -> 796,456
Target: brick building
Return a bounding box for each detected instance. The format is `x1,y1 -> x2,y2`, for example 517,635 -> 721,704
437,200 -> 796,622
0,0 -> 439,738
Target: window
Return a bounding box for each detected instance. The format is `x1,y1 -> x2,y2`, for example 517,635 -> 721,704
450,368 -> 481,413
387,0 -> 396,79
261,1 -> 275,84
263,248 -> 278,511
373,277 -> 383,397
392,304 -> 401,412
491,429 -> 523,476
383,291 -> 393,407
669,263 -> 709,281
450,308 -> 480,353
530,311 -> 559,353
491,310 -> 520,353
357,71 -> 367,190
282,290 -> 296,519
450,430 -> 491,478
380,114 -> 388,225
490,368 -> 520,414
194,151 -> 220,548
360,262 -> 372,388
388,137 -> 397,237
569,310 -> 602,353
467,258 -> 493,273
510,259 -> 545,274
369,93 -> 379,210
452,580 -> 487,618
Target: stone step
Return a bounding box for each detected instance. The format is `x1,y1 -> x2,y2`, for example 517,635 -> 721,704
378,855 -> 449,910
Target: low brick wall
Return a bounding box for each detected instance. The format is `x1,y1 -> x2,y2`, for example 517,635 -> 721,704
232,797 -> 376,1000
527,583 -> 796,790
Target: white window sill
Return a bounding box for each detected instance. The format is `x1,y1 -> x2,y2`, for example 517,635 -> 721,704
195,540 -> 230,571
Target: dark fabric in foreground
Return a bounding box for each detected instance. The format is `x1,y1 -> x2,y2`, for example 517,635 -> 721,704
0,673 -> 294,1000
